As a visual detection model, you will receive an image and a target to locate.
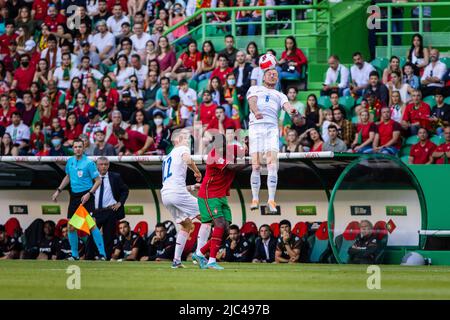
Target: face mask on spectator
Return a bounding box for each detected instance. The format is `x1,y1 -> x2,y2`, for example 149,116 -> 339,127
227,79 -> 236,86
21,61 -> 29,68
52,139 -> 62,147
154,118 -> 163,126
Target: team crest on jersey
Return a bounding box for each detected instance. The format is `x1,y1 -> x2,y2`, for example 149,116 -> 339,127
217,158 -> 225,164
214,208 -> 218,214
77,170 -> 83,178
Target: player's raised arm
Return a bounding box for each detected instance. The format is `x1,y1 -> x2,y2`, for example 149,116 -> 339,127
248,96 -> 263,119
182,153 -> 202,182
283,101 -> 298,118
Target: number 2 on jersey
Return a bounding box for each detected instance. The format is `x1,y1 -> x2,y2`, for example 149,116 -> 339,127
162,156 -> 173,181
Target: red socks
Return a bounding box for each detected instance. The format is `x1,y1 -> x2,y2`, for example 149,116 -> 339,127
209,227 -> 224,260
200,240 -> 211,255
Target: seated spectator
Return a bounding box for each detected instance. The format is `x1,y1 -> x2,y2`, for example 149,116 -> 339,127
286,86 -> 305,116
111,221 -> 146,261
97,75 -> 120,110
402,62 -> 420,90
198,90 -> 218,127
80,133 -> 96,156
409,127 -> 436,164
108,55 -> 136,92
389,91 -> 406,124
143,69 -> 160,110
169,40 -> 201,82
222,224 -> 253,263
52,52 -> 75,92
89,20 -> 116,65
95,97 -> 109,122
144,40 -> 157,66
365,71 -> 389,106
281,129 -> 303,153
178,79 -> 197,116
93,130 -> 116,156
206,106 -> 237,133
219,34 -> 238,67
0,224 -> 22,259
115,36 -> 137,64
344,52 -> 375,98
142,222 -> 175,261
210,54 -> 234,86
382,56 -> 402,84
275,219 -> 302,263
83,109 -> 107,144
56,223 -> 85,260
166,95 -> 193,131
105,110 -> 129,149
369,107 -> 402,155
76,40 -> 101,69
430,89 -> 450,136
5,112 -> 29,155
332,108 -> 355,148
323,124 -> 348,152
114,127 -> 154,155
72,56 -> 104,87
432,126 -> 450,164
300,127 -> 324,152
30,122 -> 45,155
168,3 -> 190,45
155,77 -> 178,112
11,53 -> 36,95
387,70 -> 412,105
321,109 -> 335,143
252,224 -> 276,263
305,94 -> 323,128
149,110 -> 171,155
348,220 -> 379,264
351,110 -> 377,153
64,112 -> 83,147
72,92 -> 91,126
49,131 -> 69,156
208,76 -> 228,112
233,51 -> 253,100
322,55 -> 349,97
277,36 -> 307,85
129,54 -> 147,90
32,59 -> 52,90
117,91 -> 137,122
406,33 -> 429,76
402,90 -> 431,136
130,23 -> 151,58
211,0 -> 231,34
15,91 -> 36,127
329,91 -> 347,119
156,36 -> 176,78
192,40 -> 217,82
0,94 -> 15,128
130,109 -> 150,136
37,221 -> 57,260
92,0 -> 112,25
124,75 -> 144,100
290,114 -> 317,138
107,4 -> 130,39
421,48 -> 447,98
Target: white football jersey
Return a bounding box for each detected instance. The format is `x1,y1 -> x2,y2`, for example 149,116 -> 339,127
246,85 -> 289,127
161,145 -> 191,193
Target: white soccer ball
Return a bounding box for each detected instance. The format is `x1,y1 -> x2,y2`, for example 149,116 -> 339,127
259,53 -> 277,71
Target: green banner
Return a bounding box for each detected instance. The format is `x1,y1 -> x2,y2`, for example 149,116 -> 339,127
125,205 -> 144,215
386,205 -> 407,216
42,205 -> 61,215
296,206 -> 317,216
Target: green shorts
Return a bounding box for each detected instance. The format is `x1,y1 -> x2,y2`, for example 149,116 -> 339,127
198,197 -> 232,223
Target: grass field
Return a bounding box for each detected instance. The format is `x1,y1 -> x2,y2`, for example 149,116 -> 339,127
1,260 -> 450,299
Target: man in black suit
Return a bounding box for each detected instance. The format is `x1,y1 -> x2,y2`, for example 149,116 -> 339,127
252,224 -> 277,263
86,156 -> 129,259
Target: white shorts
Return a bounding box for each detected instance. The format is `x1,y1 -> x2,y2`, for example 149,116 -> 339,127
249,124 -> 280,154
161,191 -> 199,224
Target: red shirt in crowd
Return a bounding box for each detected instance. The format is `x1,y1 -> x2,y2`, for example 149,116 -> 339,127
356,121 -> 377,143
0,33 -> 17,55
30,132 -> 45,151
107,0 -> 128,13
435,142 -> 450,165
402,102 -> 431,128
32,0 -> 50,21
97,89 -> 119,110
0,106 -> 17,127
206,115 -> 237,131
199,102 -> 218,126
73,104 -> 91,121
64,124 -> 83,141
13,66 -> 36,92
179,52 -> 202,71
43,14 -> 67,32
210,67 -> 234,85
377,119 -> 402,149
310,142 -> 323,152
281,48 -> 308,73
122,129 -> 148,153
410,140 -> 436,164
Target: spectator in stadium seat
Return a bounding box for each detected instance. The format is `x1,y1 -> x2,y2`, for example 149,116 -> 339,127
305,94 -> 323,128
142,222 -> 176,261
402,62 -> 421,90
252,224 -> 276,263
97,76 -> 120,110
432,126 -> 450,164
72,56 -> 104,87
329,91 -> 347,120
90,20 -> 116,66
93,130 -> 116,156
277,36 -> 307,83
192,40 -> 217,83
56,223 -> 85,260
49,131 -> 70,156
222,224 -> 254,263
37,220 -> 58,260
300,128 -> 324,152
323,124 -> 348,153
114,126 -> 154,155
208,76 -> 227,110
332,108 -> 355,148
199,90 -> 218,127
15,91 -> 36,127
130,23 -> 151,58
73,92 -> 91,126
0,132 -> 17,156
387,70 -> 412,106
52,52 -> 75,92
275,220 -> 302,263
92,0 -> 112,25
206,106 -> 237,134
150,19 -> 174,46
233,50 -> 253,99
210,54 -> 234,86
290,114 -> 317,139
64,112 -> 83,147
130,54 -> 148,90
117,91 -> 137,122
322,55 -> 349,97
382,56 -> 402,84
30,122 -> 45,155
0,224 -> 22,259
430,89 -> 450,136
421,48 -> 447,98
406,34 -> 429,76
281,129 -> 304,153
344,52 -> 375,98
76,41 -> 101,69
11,53 -> 36,95
219,34 -> 238,68
5,111 -> 29,155
156,36 -> 176,78
155,76 -> 178,112
178,79 -> 197,117
149,109 -> 171,155
402,90 -> 431,136
105,110 -> 129,148
80,134 -> 96,156
351,109 -> 376,153
369,107 -> 402,155
83,108 -> 107,144
167,95 -> 194,130
348,220 -> 379,264
130,108 -> 150,136
365,71 -> 389,106
143,70 -> 160,110
107,4 -> 130,39
409,127 -> 436,164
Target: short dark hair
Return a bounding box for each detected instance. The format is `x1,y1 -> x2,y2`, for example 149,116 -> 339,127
279,219 -> 291,229
218,53 -> 228,61
73,138 -> 84,146
328,124 -> 338,131
369,70 -> 379,78
229,224 -> 240,232
225,34 -> 234,40
170,95 -> 180,103
216,106 -> 225,112
155,222 -> 166,230
352,51 -> 362,58
119,220 -> 130,226
113,127 -> 126,137
179,79 -> 188,86
160,76 -> 170,84
259,224 -> 271,232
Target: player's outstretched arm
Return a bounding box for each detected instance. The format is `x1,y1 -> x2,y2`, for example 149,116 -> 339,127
248,96 -> 263,119
182,153 -> 202,182
283,102 -> 298,118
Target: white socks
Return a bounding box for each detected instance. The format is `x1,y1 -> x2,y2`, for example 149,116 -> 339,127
174,230 -> 189,262
196,223 -> 211,256
251,168 -> 261,201
267,164 -> 278,202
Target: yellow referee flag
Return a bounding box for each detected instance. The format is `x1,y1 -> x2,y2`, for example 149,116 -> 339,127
68,204 -> 96,235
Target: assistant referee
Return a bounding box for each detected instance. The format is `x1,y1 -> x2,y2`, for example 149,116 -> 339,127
52,139 -> 106,260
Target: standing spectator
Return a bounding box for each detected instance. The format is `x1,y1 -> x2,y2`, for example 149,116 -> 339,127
111,221 -> 146,261
142,222 -> 175,261
322,55 -> 349,97
219,34 -> 238,68
192,40 -> 217,82
93,130 -> 116,156
6,112 -> 29,155
409,127 -> 436,164
170,40 -> 201,82
403,62 -> 421,90
252,224 -> 277,263
277,36 -> 307,84
370,107 -> 402,155
323,124 -> 348,153
332,108 -> 355,148
156,36 -> 176,78
344,52 -> 375,98
430,89 -> 450,136
351,109 -> 377,153
222,225 -> 253,263
275,220 -> 301,263
114,127 -> 154,155
11,54 -> 36,95
420,48 -> 447,98
406,33 -> 429,76
198,90 -> 218,127
168,2 -> 190,45
365,71 -> 389,106
432,126 -> 450,164
402,90 -> 431,136
233,50 -> 253,100
382,56 -> 402,84
92,157 -> 129,259
348,220 -> 379,264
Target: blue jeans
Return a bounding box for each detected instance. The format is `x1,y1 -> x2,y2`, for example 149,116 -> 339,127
192,71 -> 212,82
343,88 -> 365,98
237,16 -> 261,35
364,146 -> 399,155
223,104 -> 232,118
357,145 -> 374,154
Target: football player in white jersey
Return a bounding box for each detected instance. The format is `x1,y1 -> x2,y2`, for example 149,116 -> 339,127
247,68 -> 298,213
161,129 -> 203,268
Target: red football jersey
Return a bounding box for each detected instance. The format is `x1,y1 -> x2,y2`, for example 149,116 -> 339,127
435,142 -> 450,164
409,140 -> 436,164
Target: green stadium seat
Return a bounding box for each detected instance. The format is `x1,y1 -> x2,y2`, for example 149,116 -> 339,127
351,116 -> 359,124
400,146 -> 411,157
373,221 -> 389,264
339,96 -> 355,115
335,221 -> 360,264
444,96 -> 450,105
197,79 -> 209,93
423,95 -> 437,108
356,96 -> 363,105
317,95 -> 331,109
400,155 -> 410,164
431,135 -> 445,146
440,57 -> 450,69
399,56 -> 407,68
405,135 -> 419,146
308,221 -> 330,263
370,57 -> 389,76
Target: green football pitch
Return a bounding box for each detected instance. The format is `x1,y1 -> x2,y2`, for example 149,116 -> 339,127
1,260 -> 450,299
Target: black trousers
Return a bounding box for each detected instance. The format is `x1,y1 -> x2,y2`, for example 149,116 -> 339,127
67,190 -> 95,218
85,208 -> 118,260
